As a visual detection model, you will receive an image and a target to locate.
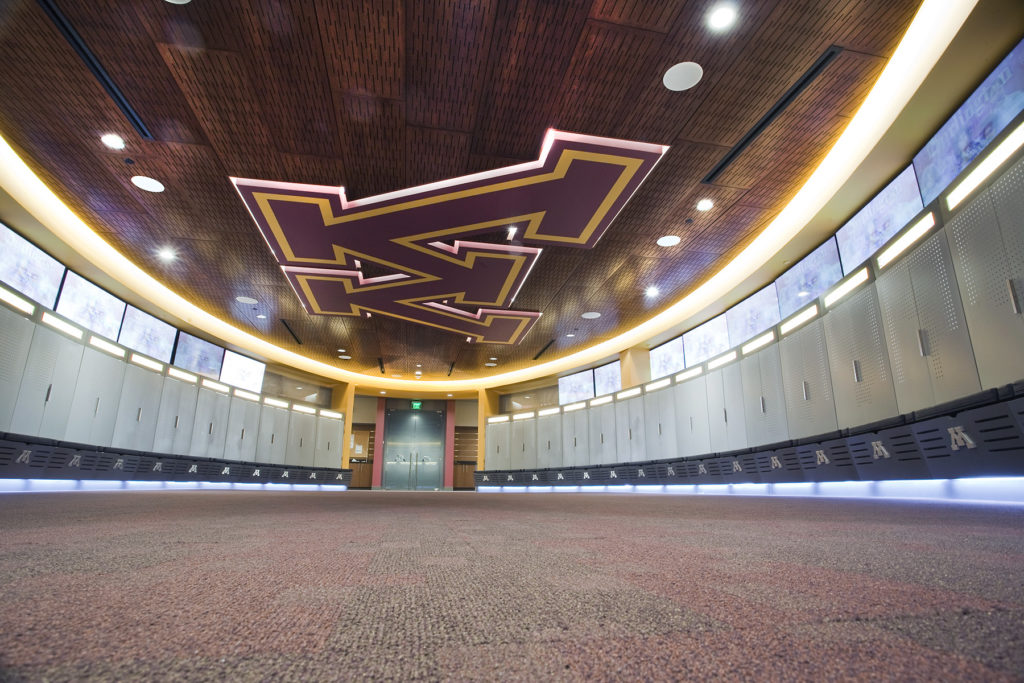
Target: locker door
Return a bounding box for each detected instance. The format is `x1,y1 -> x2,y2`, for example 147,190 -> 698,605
189,387 -> 230,459
644,386 -> 677,461
561,411 -> 585,467
705,369 -> 728,452
315,415 -> 344,468
223,395 -> 261,462
780,318 -> 838,440
511,417 -> 537,470
153,377 -> 198,455
614,399 -> 631,464
876,259 -> 933,412
823,282 -> 899,429
675,375 -> 711,457
536,413 -> 562,469
286,411 -> 317,467
485,421 -> 510,470
64,347 -> 125,447
721,362 -> 748,451
588,403 -> 616,466
110,363 -> 164,451
256,404 -> 290,464
11,326 -> 83,439
907,230 -> 980,404
628,397 -> 646,462
0,305 -> 35,432
742,346 -> 789,446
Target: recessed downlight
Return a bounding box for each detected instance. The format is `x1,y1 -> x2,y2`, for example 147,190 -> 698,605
581,312 -> 601,319
337,348 -> 346,353
662,62 -> 703,91
416,363 -> 422,368
165,0 -> 192,4
236,296 -> 258,305
645,286 -> 660,297
707,4 -> 737,31
696,198 -> 714,211
131,175 -> 165,193
379,391 -> 386,395
256,314 -> 266,319
566,333 -> 576,337
484,362 -> 497,367
101,133 -> 125,150
447,393 -> 453,397
339,355 -> 351,360
156,246 -> 176,262
656,235 -> 681,247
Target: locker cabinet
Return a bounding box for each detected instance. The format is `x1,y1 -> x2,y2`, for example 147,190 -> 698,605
188,386 -> 231,459
0,305 -> 35,433
256,403 -> 290,465
740,344 -> 789,446
876,228 -> 980,413
706,363 -> 747,452
823,282 -> 899,429
110,363 -> 164,451
561,409 -> 589,467
64,346 -> 126,447
315,415 -> 344,468
510,417 -> 537,470
948,159 -> 1024,389
153,376 -> 198,455
588,402 -> 617,466
780,318 -> 838,440
536,412 -> 563,469
11,325 -> 84,439
222,395 -> 261,462
644,385 -> 678,461
287,410 -> 317,467
485,420 -> 510,470
674,375 -> 711,457
614,395 -> 646,463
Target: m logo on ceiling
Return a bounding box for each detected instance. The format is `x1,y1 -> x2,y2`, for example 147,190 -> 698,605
233,130 -> 665,344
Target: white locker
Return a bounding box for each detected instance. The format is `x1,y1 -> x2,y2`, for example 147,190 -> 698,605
64,346 -> 126,447
0,305 -> 35,433
706,364 -> 747,452
223,395 -> 261,462
110,363 -> 164,451
643,385 -> 677,461
188,386 -> 231,459
314,415 -> 344,468
614,396 -> 646,463
485,420 -> 510,470
588,402 -> 616,466
740,344 -> 789,446
675,375 -> 711,458
153,376 -> 198,455
561,409 -> 589,467
536,412 -> 563,469
11,325 -> 84,439
256,403 -> 290,464
780,318 -> 839,439
510,417 -> 537,470
287,410 -> 317,467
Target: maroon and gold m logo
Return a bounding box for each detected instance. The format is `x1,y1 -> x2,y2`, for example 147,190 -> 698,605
233,130 -> 666,344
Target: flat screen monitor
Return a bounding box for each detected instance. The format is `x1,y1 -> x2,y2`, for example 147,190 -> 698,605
219,350 -> 267,393
55,271 -> 126,340
173,331 -> 225,379
913,37 -> 1024,205
594,361 -> 622,396
726,284 -> 781,347
118,306 -> 177,362
558,370 -> 594,405
649,337 -> 684,379
836,166 -> 924,272
683,313 -> 730,367
775,239 -> 843,318
0,222 -> 66,308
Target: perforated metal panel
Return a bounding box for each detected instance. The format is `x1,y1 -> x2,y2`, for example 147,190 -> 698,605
674,375 -> 711,457
780,318 -> 838,439
588,402 -> 617,466
510,417 -> 537,469
824,282 -> 898,428
0,306 -> 34,432
876,258 -> 933,413
153,376 -> 198,456
741,344 -> 789,446
536,413 -> 562,469
64,347 -> 126,447
710,363 -> 748,451
111,364 -> 164,451
190,387 -> 231,459
11,326 -> 83,439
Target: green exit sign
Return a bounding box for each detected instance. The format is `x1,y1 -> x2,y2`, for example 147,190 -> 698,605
410,400 -> 422,410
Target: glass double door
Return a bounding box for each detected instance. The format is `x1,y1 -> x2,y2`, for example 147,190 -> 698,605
383,409 -> 444,490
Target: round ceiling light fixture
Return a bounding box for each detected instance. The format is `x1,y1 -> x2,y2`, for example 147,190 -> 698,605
101,133 -> 125,150
656,235 -> 681,247
256,314 -> 266,319
156,246 -> 176,262
235,296 -> 259,305
581,311 -> 601,319
164,0 -> 192,4
662,62 -> 703,91
707,3 -> 738,31
696,198 -> 714,211
566,333 -> 576,338
337,348 -> 346,353
379,391 -> 386,395
131,175 -> 165,193
645,286 -> 660,297
339,355 -> 351,360
484,362 -> 497,367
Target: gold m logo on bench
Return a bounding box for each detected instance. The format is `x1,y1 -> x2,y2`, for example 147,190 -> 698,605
233,130 -> 665,343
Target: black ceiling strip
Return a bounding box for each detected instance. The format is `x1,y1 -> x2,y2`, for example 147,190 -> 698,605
279,319 -> 302,344
378,357 -> 386,374
532,338 -> 556,361
36,0 -> 153,140
702,45 -> 843,184
447,361 -> 455,377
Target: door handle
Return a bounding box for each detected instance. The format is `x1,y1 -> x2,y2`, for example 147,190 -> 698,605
271,433 -> 275,444
241,428 -> 245,440
852,359 -> 862,383
174,415 -> 179,429
917,329 -> 928,357
208,422 -> 213,435
802,381 -> 810,401
1009,278 -> 1022,314
723,408 -> 728,424
136,407 -> 142,423
760,396 -> 766,414
628,428 -> 632,440
45,384 -> 52,403
94,397 -> 100,416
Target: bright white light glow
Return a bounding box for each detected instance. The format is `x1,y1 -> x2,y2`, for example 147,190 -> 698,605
824,267 -> 869,308
292,404 -> 317,414
512,411 -> 535,420
675,366 -> 703,382
877,213 -> 936,268
707,350 -> 737,369
130,176 -> 165,193
100,133 -> 125,150
0,285 -> 34,315
157,246 -> 176,262
487,415 -> 509,424
201,378 -> 230,393
129,353 -> 163,372
41,312 -> 82,339
167,367 -> 198,383
663,62 -> 704,91
235,296 -> 258,305
0,479 -> 348,494
741,331 -> 775,355
656,235 -> 681,247
563,401 -> 587,412
780,304 -> 819,335
589,395 -> 613,407
645,286 -> 660,297
644,378 -> 671,392
947,119 -> 1024,210
264,397 -> 289,408
581,312 -> 601,319
696,198 -> 714,211
235,389 -> 261,402
88,335 -> 125,358
616,387 -> 642,400
320,410 -> 343,419
507,226 -> 517,240
707,4 -> 737,31
538,407 -> 561,417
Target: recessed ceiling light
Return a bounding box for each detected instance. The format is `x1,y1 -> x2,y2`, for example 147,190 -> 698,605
165,0 -> 191,4
296,386 -> 303,390
507,226 -> 517,241
156,246 -> 176,262
131,175 -> 165,193
656,235 -> 681,247
696,198 -> 714,211
236,296 -> 259,305
416,364 -> 422,368
447,393 -> 453,397
380,391 -> 386,395
256,314 -> 266,319
707,3 -> 737,31
484,362 -> 497,367
101,133 -> 125,150
645,286 -> 660,297
339,355 -> 351,360
524,395 -> 531,399
662,62 -> 703,91
337,348 -> 346,353
392,374 -> 402,378
798,290 -> 810,297
466,336 -> 472,342
489,357 -> 497,361
566,333 -> 576,337
581,312 -> 601,319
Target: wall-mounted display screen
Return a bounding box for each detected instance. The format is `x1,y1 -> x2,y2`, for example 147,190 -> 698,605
219,350 -> 267,393
173,331 -> 225,379
775,238 -> 843,318
118,306 -> 177,362
683,314 -> 729,367
726,284 -> 781,347
0,222 -> 66,308
649,337 -> 684,379
55,271 -> 126,340
836,166 -> 924,272
914,37 -> 1024,206
594,361 -> 622,396
558,369 -> 595,405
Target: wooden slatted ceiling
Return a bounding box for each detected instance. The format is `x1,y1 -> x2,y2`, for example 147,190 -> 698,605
0,0 -> 922,381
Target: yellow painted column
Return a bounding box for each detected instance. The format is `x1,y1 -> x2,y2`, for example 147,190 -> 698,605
619,346 -> 651,389
334,382 -> 357,468
477,387 -> 500,470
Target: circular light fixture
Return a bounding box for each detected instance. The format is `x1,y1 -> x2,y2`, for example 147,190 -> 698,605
131,175 -> 165,193
656,235 -> 681,247
380,391 -> 386,395
235,296 -> 259,305
696,198 -> 714,212
339,355 -> 351,360
662,62 -> 703,91
337,348 -> 346,353
156,246 -> 176,262
165,0 -> 192,4
101,133 -> 125,150
707,4 -> 737,31
256,314 -> 266,319
416,364 -> 422,368
447,393 -> 453,397
296,386 -> 303,390
581,311 -> 601,319
645,286 -> 660,297
489,357 -> 497,361
484,362 -> 497,367
566,333 -> 576,338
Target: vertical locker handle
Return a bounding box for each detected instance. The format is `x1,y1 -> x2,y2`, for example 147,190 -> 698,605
327,441 -> 331,451
522,443 -> 525,452
94,397 -> 100,416
802,381 -> 809,401
574,437 -> 577,447
723,408 -> 728,424
208,422 -> 213,435
659,423 -> 662,436
760,396 -> 766,414
547,440 -> 550,449
689,416 -> 694,431
241,428 -> 245,440
600,433 -> 604,444
628,428 -> 632,440
271,433 -> 275,444
174,415 -> 179,429
136,407 -> 142,422
300,437 -> 303,448
45,384 -> 52,403
1009,278 -> 1022,315
852,359 -> 862,383
917,329 -> 928,357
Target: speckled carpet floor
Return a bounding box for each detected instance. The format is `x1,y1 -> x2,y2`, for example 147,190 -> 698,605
0,491 -> 1022,681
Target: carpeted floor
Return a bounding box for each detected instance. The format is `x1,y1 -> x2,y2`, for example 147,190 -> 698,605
0,491 -> 1022,681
